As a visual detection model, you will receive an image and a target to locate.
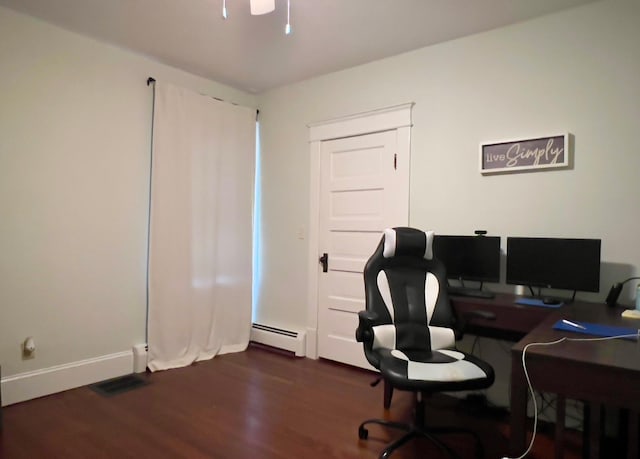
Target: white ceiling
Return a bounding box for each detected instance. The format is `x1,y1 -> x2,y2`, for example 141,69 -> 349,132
1,0 -> 596,94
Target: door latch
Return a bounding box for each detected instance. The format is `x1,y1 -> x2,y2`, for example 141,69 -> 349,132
319,253 -> 328,273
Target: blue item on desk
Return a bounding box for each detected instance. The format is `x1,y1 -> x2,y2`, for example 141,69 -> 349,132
553,320 -> 639,340
515,298 -> 563,308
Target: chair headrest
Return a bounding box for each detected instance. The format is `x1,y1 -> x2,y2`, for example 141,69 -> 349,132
382,227 -> 434,260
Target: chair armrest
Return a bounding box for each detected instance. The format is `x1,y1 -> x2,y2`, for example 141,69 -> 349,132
355,310 -> 379,342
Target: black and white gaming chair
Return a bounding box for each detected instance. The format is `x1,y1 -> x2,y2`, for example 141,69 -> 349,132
356,227 -> 495,459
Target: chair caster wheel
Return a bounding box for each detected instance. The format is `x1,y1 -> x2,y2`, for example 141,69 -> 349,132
358,426 -> 369,440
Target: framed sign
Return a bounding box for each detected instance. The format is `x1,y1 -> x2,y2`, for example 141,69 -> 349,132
480,134 -> 569,174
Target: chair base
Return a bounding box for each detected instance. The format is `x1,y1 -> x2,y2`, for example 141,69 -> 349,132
358,394 -> 484,459
359,418 -> 483,459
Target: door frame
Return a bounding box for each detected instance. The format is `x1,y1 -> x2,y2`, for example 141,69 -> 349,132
305,103 -> 414,359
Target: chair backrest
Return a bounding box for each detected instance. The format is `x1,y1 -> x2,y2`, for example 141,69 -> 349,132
363,228 -> 457,359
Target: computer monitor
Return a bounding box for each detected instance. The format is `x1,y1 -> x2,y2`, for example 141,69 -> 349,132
432,235 -> 501,283
506,237 -> 601,293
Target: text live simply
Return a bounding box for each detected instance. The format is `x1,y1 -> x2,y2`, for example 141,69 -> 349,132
484,138 -> 564,167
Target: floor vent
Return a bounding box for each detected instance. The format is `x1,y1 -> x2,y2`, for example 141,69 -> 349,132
89,373 -> 149,397
250,323 -> 306,357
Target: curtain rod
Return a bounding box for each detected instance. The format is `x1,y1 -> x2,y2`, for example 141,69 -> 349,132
146,76 -> 258,119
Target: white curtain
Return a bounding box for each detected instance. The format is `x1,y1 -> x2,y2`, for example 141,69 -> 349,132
147,82 -> 256,371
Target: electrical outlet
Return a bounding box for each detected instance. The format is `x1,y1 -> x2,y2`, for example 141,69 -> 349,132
22,336 -> 36,360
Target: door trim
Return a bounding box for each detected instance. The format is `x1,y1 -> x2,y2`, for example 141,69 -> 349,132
305,103 -> 414,358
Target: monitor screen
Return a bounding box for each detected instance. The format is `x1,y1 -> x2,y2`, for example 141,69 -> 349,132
432,235 -> 501,283
506,237 -> 601,292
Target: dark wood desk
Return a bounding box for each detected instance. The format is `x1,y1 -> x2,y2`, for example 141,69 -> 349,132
452,292 -> 557,341
509,302 -> 640,459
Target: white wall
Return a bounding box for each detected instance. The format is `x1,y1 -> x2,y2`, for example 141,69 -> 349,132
255,0 -> 640,329
0,6 -> 255,392
2,0 -> 639,408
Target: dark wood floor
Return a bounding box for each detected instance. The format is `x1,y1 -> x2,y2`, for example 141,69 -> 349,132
0,344 -> 583,458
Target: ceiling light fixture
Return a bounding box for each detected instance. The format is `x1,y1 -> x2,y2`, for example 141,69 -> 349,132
250,0 -> 275,15
222,0 -> 292,35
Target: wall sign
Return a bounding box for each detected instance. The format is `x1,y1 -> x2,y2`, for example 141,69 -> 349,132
480,134 -> 569,174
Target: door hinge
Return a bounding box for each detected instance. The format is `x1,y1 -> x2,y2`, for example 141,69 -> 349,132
393,153 -> 397,170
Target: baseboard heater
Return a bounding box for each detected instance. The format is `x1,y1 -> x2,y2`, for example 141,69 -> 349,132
250,323 -> 306,357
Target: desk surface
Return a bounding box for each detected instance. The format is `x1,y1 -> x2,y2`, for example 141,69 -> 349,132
509,302 -> 640,458
452,293 -> 640,457
512,302 -> 640,374
451,292 -> 560,341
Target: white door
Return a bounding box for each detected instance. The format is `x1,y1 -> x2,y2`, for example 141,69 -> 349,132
317,129 -> 409,369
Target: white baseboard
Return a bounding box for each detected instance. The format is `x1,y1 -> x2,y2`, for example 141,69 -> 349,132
1,350 -> 133,407
305,326 -> 318,359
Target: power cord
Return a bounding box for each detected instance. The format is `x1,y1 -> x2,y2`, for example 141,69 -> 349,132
502,332 -> 639,459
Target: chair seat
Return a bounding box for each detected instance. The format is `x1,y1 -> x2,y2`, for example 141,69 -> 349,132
378,348 -> 494,392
